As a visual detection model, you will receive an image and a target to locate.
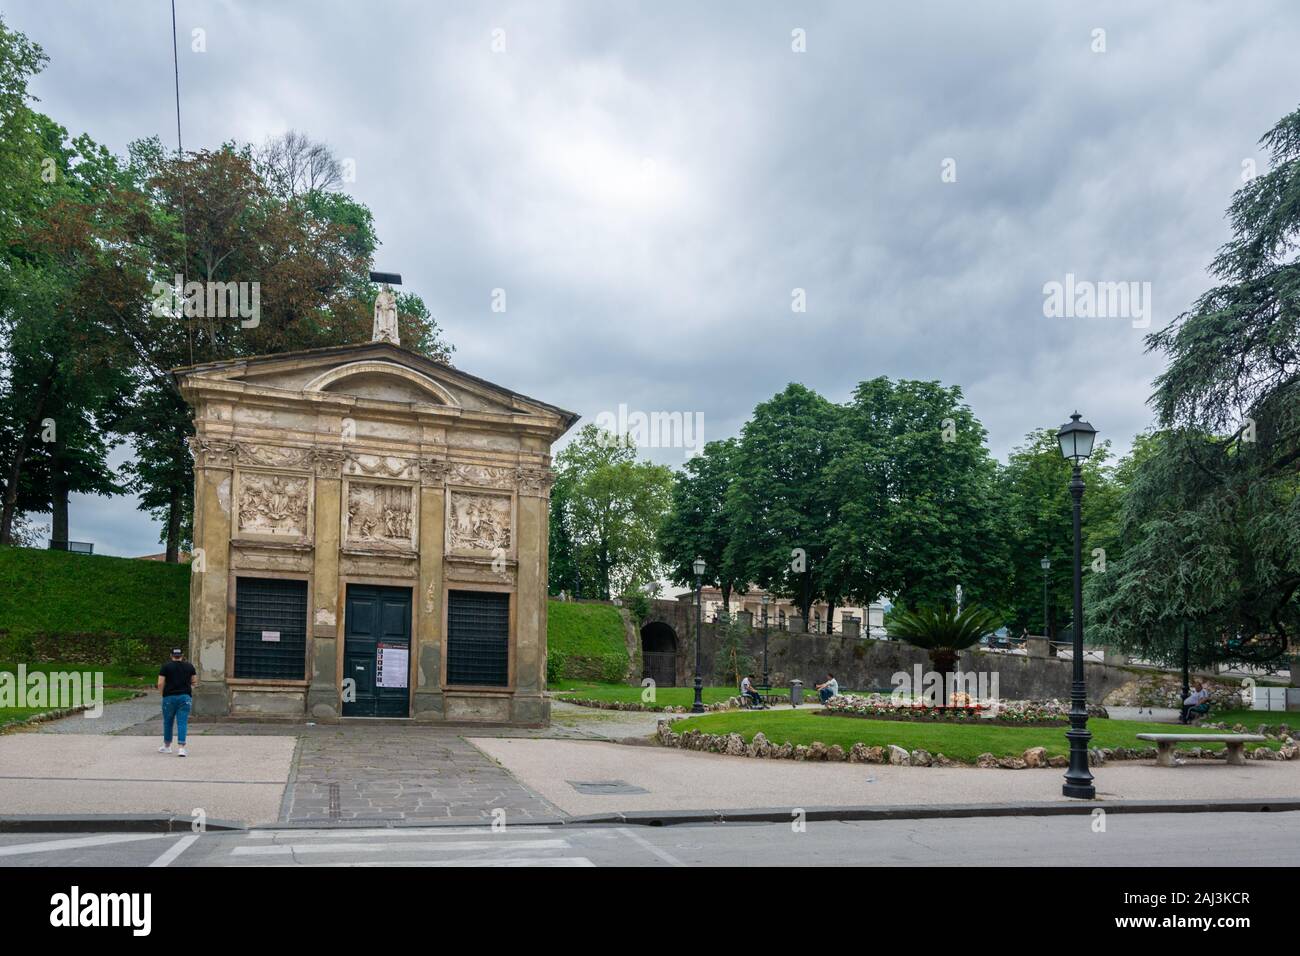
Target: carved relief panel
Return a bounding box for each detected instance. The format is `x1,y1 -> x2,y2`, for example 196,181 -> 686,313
235,471 -> 312,539
345,480 -> 418,551
446,490 -> 513,556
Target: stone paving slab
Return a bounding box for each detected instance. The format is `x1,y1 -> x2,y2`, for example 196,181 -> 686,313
0,735 -> 295,825
21,697 -> 565,825
470,736 -> 1300,817
281,727 -> 562,824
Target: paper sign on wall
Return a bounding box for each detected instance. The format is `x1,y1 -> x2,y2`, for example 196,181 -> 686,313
376,644 -> 409,688
261,631 -> 281,642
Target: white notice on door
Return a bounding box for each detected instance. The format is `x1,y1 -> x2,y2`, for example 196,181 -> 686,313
376,644 -> 409,688
261,631 -> 281,642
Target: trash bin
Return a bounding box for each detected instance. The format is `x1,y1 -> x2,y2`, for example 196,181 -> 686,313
790,679 -> 803,707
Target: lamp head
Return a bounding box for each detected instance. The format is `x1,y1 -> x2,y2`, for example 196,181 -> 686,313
1057,411 -> 1097,462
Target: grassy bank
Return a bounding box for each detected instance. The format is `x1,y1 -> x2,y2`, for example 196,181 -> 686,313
0,546 -> 188,662
546,603 -> 629,682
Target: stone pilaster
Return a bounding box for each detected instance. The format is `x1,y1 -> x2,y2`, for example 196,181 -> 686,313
307,448 -> 345,718
413,456 -> 448,720
511,469 -> 551,724
188,437 -> 234,716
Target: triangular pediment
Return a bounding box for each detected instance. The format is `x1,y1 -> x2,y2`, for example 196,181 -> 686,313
173,342 -> 578,435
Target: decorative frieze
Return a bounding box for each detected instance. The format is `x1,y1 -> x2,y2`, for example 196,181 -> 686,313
447,462 -> 517,489
420,456 -> 450,487
235,443 -> 315,470
345,453 -> 417,480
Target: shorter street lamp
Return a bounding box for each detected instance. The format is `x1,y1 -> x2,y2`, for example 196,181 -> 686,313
692,557 -> 706,714
1040,556 -> 1051,639
760,592 -> 771,687
1058,411 -> 1098,799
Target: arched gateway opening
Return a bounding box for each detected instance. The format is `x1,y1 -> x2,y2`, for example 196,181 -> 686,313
640,621 -> 678,688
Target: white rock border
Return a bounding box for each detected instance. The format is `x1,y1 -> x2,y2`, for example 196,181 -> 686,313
653,720 -> 1299,768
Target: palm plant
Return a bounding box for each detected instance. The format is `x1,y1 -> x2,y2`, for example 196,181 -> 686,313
887,605 -> 1001,677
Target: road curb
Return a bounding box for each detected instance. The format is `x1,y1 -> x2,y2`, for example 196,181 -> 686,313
7,799 -> 1298,833
0,814 -> 245,833
564,797 -> 1300,827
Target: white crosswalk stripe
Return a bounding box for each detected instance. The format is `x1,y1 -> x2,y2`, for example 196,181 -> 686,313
0,832 -> 173,858
232,838 -> 571,856
225,828 -> 595,866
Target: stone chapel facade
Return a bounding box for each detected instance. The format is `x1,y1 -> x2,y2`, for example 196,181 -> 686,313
174,331 -> 576,726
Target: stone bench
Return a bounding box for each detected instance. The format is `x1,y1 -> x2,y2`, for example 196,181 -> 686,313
1136,733 -> 1267,767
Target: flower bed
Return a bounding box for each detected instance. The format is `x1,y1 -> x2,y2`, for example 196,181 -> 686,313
821,693 -> 1105,726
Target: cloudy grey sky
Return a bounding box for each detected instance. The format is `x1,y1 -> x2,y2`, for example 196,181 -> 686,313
8,0 -> 1299,555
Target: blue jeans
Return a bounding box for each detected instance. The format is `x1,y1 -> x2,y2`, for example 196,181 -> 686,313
162,694 -> 192,745
819,688 -> 834,703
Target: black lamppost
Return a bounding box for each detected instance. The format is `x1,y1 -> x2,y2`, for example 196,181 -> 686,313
1058,411 -> 1098,799
1040,556 -> 1051,639
760,592 -> 771,686
692,557 -> 706,714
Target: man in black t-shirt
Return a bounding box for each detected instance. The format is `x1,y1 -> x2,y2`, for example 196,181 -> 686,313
157,648 -> 197,756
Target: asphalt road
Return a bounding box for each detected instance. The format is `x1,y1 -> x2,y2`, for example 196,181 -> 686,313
1,811 -> 1298,867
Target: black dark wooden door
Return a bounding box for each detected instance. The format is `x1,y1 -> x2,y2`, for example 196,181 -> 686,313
342,584 -> 412,717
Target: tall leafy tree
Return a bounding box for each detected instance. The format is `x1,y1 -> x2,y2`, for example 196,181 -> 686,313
0,21 -> 128,543
658,438 -> 745,607
1089,104 -> 1300,666
725,384 -> 841,624
551,425 -> 674,600
106,139 -> 451,558
840,379 -> 1007,615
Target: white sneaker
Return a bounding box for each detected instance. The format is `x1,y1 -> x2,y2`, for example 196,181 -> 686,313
159,745 -> 172,753
177,746 -> 188,757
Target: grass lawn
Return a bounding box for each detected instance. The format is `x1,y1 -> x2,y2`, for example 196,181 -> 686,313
1208,708 -> 1296,728
0,661 -> 159,689
0,688 -> 139,730
667,709 -> 1283,762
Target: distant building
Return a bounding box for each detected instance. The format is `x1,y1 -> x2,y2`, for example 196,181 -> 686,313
677,585 -> 885,635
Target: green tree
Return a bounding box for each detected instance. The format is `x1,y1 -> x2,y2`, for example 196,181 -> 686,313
552,425 -> 674,600
658,438 -> 745,607
887,605 -> 1001,679
725,384 -> 841,624
830,379 -> 1007,617
998,428 -> 1119,638
1088,105 -> 1300,667
0,22 -> 130,543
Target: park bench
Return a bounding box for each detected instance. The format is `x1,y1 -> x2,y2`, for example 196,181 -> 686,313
1136,732 -> 1267,767
738,685 -> 786,709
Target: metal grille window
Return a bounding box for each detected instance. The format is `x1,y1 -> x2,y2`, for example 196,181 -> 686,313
233,577 -> 308,680
446,590 -> 510,686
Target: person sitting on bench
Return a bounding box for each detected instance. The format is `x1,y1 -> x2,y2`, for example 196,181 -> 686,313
816,673 -> 839,704
740,673 -> 764,709
1180,681 -> 1212,724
